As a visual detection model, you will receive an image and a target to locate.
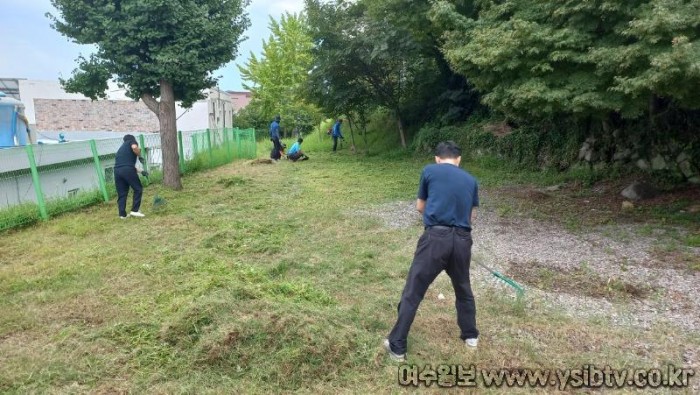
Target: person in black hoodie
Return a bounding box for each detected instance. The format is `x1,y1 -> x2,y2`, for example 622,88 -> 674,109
114,134 -> 145,219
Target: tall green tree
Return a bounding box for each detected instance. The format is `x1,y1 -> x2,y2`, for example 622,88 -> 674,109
305,0 -> 377,145
305,0 -> 443,148
364,0 -> 481,125
238,12 -> 318,137
431,0 -> 700,119
49,0 -> 250,189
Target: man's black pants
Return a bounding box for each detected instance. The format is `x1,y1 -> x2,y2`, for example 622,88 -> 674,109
332,136 -> 339,151
288,152 -> 308,162
388,226 -> 478,355
114,167 -> 143,217
270,138 -> 282,159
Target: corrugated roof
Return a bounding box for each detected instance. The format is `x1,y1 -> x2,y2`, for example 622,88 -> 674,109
0,78 -> 25,100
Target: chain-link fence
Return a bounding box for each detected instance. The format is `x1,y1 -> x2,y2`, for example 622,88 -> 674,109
0,128 -> 256,231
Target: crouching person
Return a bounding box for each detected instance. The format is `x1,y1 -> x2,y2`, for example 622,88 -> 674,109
287,138 -> 309,161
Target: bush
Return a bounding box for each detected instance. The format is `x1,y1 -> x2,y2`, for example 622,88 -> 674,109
412,118 -> 499,160
411,124 -> 463,153
412,117 -> 584,169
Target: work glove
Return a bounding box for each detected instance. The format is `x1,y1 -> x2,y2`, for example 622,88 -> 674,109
141,170 -> 149,177
138,156 -> 145,164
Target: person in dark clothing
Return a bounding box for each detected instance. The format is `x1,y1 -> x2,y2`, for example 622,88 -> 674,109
269,115 -> 283,160
384,141 -> 480,362
331,118 -> 344,151
114,134 -> 145,219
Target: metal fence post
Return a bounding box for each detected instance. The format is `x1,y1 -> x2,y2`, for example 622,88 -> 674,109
89,140 -> 110,202
206,128 -> 213,166
250,129 -> 257,158
177,130 -> 185,173
224,128 -> 232,162
138,134 -> 149,173
25,145 -> 48,220
236,129 -> 242,158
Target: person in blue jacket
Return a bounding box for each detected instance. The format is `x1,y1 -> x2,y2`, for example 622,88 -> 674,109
269,115 -> 283,160
287,137 -> 309,161
332,118 -> 344,152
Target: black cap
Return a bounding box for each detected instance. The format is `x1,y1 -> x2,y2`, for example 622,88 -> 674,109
123,134 -> 136,143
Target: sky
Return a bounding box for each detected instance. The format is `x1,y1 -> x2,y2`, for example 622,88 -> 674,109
0,0 -> 305,92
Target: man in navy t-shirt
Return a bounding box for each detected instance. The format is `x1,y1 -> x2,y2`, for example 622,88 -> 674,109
114,134 -> 145,219
384,141 -> 480,362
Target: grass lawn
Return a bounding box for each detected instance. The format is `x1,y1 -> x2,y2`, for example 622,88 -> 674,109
1,146 -> 697,393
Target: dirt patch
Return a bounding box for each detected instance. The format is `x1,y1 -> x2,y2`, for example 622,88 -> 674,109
507,260 -> 653,300
495,180 -> 700,231
248,158 -> 276,165
217,176 -> 248,188
511,189 -> 553,202
647,247 -> 700,272
223,330 -> 240,346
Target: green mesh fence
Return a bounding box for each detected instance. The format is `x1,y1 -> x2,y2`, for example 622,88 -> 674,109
0,128 -> 256,231
187,128 -> 257,171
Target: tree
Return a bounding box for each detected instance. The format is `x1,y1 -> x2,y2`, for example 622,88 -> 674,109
305,0 -> 377,152
49,0 -> 250,189
305,0 -> 455,148
430,0 -> 700,119
431,0 -> 700,172
364,0 -> 481,126
237,12 -> 318,136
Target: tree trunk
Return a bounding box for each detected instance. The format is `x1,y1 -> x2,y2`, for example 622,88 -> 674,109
346,115 -> 357,151
396,111 -> 407,148
158,81 -> 182,190
357,109 -> 369,154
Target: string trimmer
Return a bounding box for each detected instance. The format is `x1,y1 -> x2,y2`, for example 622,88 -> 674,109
139,156 -> 166,210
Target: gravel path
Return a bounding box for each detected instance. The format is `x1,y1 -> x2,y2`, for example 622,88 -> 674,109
354,200 -> 700,334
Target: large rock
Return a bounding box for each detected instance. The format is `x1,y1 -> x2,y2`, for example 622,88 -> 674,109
578,142 -> 592,161
613,148 -> 632,161
651,155 -> 667,170
621,182 -> 659,201
636,159 -> 650,170
679,160 -> 696,178
676,152 -> 690,164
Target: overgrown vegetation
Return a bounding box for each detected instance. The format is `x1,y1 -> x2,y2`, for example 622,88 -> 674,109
294,0 -> 700,182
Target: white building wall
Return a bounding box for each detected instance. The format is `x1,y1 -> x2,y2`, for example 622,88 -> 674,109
176,101 -> 210,131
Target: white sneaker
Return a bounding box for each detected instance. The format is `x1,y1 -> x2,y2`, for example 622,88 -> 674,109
466,338 -> 478,348
383,339 -> 406,362
119,216 -> 128,220
129,211 -> 145,218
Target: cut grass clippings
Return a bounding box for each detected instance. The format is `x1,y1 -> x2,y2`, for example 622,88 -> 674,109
0,148 -> 698,393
